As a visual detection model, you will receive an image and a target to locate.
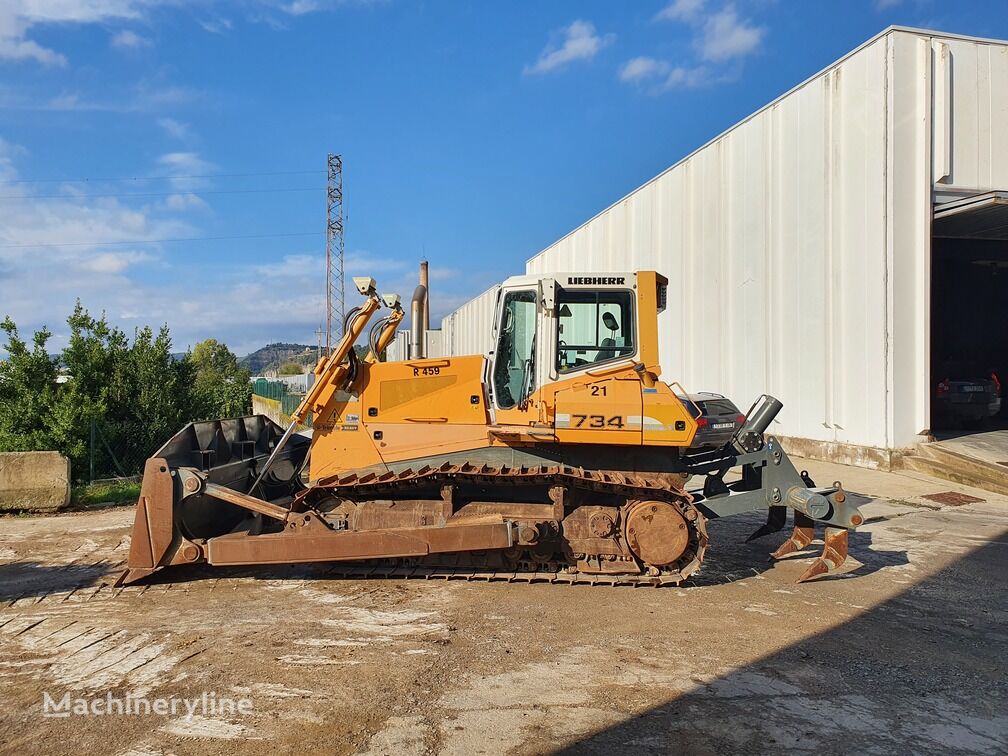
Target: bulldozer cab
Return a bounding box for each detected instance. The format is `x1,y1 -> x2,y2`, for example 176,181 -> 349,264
489,271 -> 663,411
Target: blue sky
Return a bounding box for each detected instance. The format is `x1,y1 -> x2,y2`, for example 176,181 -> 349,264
1,0 -> 1005,356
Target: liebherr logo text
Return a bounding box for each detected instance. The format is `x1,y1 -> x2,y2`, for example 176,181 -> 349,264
566,276 -> 625,285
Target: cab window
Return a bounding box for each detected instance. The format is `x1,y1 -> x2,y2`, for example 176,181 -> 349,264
557,290 -> 634,373
493,290 -> 537,409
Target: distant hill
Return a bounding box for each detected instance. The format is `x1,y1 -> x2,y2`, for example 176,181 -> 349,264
240,343 -> 318,375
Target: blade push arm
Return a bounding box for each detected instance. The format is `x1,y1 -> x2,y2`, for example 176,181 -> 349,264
365,294 -> 405,364
250,277 -> 382,494
293,278 -> 382,424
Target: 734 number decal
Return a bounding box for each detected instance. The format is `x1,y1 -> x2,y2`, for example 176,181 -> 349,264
572,414 -> 624,429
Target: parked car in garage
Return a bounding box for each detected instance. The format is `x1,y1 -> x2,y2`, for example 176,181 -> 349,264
933,361 -> 1002,428
679,392 -> 747,450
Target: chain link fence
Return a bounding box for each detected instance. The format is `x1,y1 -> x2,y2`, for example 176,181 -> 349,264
86,418 -> 158,485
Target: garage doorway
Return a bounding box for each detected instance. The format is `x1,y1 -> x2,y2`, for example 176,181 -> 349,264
930,192 -> 1008,437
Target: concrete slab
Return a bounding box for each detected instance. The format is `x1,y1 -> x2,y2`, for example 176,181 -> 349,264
934,430 -> 1008,468
795,456 -> 1008,508
1,464 -> 1006,756
0,451 -> 71,512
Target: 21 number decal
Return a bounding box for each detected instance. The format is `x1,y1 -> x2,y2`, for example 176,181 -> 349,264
572,414 -> 624,429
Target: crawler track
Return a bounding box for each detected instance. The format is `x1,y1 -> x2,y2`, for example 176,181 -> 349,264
298,461 -> 710,585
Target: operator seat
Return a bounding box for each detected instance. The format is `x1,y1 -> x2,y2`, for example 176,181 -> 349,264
595,312 -> 620,361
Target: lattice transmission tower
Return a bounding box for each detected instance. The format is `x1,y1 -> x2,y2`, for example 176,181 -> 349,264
325,154 -> 345,354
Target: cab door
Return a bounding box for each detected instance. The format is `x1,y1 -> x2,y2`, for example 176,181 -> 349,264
490,287 -> 541,426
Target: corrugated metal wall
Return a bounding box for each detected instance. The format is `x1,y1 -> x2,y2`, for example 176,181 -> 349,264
424,329 -> 443,359
527,32 -> 893,448
385,330 -> 410,362
440,285 -> 500,357
435,28 -> 1008,454
383,329 -> 446,361
931,36 -> 1008,191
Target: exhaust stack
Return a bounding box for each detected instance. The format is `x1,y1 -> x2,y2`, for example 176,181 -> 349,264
410,260 -> 429,359
420,260 -> 430,331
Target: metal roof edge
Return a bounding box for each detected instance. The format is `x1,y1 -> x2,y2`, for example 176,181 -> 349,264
885,25 -> 1008,47
525,25 -> 1008,268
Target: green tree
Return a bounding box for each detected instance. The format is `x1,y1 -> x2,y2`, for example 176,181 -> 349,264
0,317 -> 62,454
188,338 -> 252,419
1,306 -> 253,482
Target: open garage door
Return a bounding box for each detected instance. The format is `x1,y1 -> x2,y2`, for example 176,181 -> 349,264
934,191 -> 1008,239
930,192 -> 1008,438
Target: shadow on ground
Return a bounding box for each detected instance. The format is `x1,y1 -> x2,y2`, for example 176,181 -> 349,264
689,507 -> 909,586
557,534 -> 1008,754
0,561 -> 113,602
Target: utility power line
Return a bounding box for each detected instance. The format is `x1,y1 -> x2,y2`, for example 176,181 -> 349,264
0,231 -> 321,249
2,169 -> 324,185
0,186 -> 324,201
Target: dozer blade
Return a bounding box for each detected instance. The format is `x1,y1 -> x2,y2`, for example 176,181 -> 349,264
116,415 -> 310,587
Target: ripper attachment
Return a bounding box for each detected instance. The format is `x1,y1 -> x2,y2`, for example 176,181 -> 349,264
682,395 -> 863,582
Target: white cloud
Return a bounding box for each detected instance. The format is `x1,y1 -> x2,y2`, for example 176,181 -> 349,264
698,4 -> 764,62
876,0 -> 902,8
254,253 -> 321,279
111,29 -> 152,49
0,136 -> 26,180
198,16 -> 232,34
0,85 -> 202,114
655,0 -> 706,22
0,1 -> 145,66
344,250 -> 408,275
282,0 -> 321,14
156,151 -> 216,191
157,117 -> 191,141
524,19 -> 614,76
619,57 -> 710,91
629,1 -> 764,93
163,192 -> 208,212
619,56 -> 670,82
81,250 -> 153,274
663,65 -> 710,89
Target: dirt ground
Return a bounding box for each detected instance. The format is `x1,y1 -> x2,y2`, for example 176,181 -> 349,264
0,459 -> 1005,755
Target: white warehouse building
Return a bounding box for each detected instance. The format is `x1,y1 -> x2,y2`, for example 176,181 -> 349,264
401,27 -> 1008,468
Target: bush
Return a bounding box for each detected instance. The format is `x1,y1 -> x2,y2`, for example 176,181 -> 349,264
0,304 -> 252,481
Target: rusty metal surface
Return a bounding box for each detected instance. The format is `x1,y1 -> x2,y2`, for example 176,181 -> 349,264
119,458 -> 175,584
921,491 -> 986,507
305,461 -> 708,584
119,441 -> 859,588
206,516 -> 513,566
120,458 -> 710,587
770,511 -> 816,560
203,481 -> 291,521
624,501 -> 689,567
796,527 -> 850,583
